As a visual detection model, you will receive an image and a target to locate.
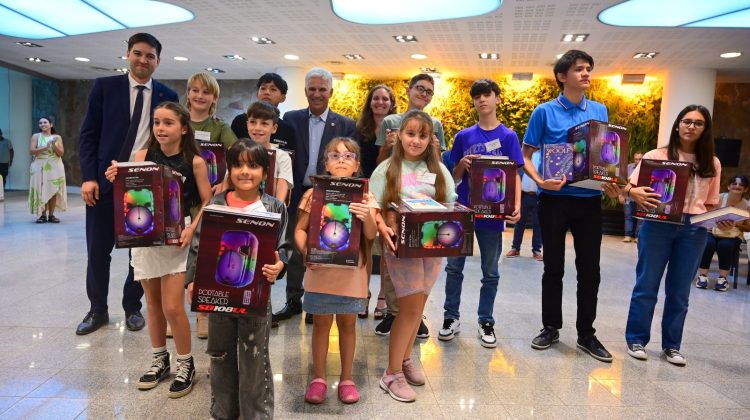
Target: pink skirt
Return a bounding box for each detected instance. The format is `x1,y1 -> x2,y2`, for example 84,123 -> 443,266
383,249 -> 443,298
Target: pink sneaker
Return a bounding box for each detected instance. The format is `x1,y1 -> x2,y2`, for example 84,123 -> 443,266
401,358 -> 425,386
304,378 -> 327,404
337,379 -> 359,404
379,370 -> 416,402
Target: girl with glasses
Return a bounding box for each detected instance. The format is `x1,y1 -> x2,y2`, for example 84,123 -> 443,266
605,104 -> 721,366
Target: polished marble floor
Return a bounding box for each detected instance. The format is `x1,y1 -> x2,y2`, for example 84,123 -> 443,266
0,190 -> 749,419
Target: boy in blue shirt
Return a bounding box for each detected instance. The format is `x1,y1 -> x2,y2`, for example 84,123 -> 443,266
439,79 -> 522,348
521,50 -> 612,362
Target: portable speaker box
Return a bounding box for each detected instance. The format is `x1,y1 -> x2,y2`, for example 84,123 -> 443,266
565,120 -> 629,190
306,175 -> 368,267
191,204 -> 282,315
113,162 -> 184,248
389,201 -> 475,258
634,159 -> 691,224
468,157 -> 518,219
198,141 -> 227,187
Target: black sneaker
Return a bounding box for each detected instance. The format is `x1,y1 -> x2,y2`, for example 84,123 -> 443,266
478,322 -> 497,348
663,348 -> 687,366
375,312 -> 395,336
531,326 -> 559,350
416,317 -> 429,339
137,353 -> 170,390
438,318 -> 460,341
577,335 -> 613,363
168,356 -> 196,398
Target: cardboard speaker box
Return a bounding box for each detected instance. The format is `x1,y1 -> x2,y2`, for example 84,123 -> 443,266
113,162 -> 184,248
389,200 -> 474,258
634,159 -> 691,224
191,204 -> 281,315
565,120 -> 629,189
306,175 -> 368,267
469,156 -> 518,219
198,141 -> 227,187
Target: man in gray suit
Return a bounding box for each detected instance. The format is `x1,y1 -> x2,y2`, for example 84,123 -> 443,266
274,67 -> 356,325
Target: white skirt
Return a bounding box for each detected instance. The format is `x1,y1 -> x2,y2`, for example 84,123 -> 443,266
131,245 -> 188,280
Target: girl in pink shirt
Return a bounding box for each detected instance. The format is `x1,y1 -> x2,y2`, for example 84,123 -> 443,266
608,104 -> 721,366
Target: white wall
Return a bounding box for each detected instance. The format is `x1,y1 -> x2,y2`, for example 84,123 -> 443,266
0,67 -> 33,190
657,68 -> 716,147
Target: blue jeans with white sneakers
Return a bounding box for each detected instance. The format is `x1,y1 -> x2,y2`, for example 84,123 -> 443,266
444,229 -> 502,325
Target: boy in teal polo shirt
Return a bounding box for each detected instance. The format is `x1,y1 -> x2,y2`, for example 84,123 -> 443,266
521,50 -> 613,362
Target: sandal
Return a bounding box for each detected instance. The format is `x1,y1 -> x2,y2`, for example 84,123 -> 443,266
47,215 -> 60,223
337,379 -> 359,404
36,215 -> 47,223
304,378 -> 327,404
373,297 -> 387,320
358,291 -> 371,319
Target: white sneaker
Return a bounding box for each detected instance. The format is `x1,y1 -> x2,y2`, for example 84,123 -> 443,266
627,343 -> 647,360
663,348 -> 687,366
478,322 -> 497,348
695,275 -> 709,289
714,277 -> 728,292
438,318 -> 460,341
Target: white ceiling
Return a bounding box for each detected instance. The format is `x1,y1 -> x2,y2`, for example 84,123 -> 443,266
1,0 -> 749,82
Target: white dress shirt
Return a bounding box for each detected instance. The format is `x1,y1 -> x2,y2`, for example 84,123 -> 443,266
127,74 -> 154,162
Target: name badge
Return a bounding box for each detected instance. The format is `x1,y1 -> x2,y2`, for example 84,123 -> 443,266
195,130 -> 211,141
417,172 -> 436,184
485,139 -> 501,152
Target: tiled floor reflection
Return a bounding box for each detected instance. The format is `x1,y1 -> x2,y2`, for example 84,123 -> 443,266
1,191 -> 749,419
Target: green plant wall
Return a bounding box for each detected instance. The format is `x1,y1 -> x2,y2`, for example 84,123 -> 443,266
331,76 -> 662,157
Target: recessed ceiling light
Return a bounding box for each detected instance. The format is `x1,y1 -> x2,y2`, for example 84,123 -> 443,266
223,54 -> 245,61
556,53 -> 564,59
411,53 -> 427,60
283,54 -> 299,60
633,52 -> 659,59
251,36 -> 275,44
561,33 -> 588,42
478,52 -> 499,60
173,56 -> 188,61
26,57 -> 48,63
0,1 -> 194,39
333,0 -> 501,24
74,57 -> 90,62
420,67 -> 436,72
114,68 -> 128,73
15,41 -> 43,47
205,67 -> 225,74
720,51 -> 742,58
394,35 -> 418,43
343,54 -> 364,60
119,56 -> 127,60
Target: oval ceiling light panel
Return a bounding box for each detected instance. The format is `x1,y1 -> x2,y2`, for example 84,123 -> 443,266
332,0 -> 501,24
686,8 -> 750,27
0,0 -> 193,39
598,0 -> 750,27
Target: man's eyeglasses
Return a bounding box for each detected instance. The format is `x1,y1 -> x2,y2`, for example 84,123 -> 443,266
679,119 -> 705,128
327,152 -> 357,162
412,85 -> 434,97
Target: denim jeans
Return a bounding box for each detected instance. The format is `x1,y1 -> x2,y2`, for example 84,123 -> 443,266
444,228 -> 502,324
511,193 -> 542,252
625,219 -> 707,350
623,200 -> 641,238
207,304 -> 274,420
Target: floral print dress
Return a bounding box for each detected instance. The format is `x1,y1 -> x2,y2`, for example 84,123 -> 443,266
28,133 -> 67,214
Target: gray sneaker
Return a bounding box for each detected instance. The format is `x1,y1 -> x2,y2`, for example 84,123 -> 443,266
627,343 -> 647,360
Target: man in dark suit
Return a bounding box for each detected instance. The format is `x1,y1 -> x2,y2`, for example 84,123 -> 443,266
77,33 -> 178,335
273,67 -> 356,325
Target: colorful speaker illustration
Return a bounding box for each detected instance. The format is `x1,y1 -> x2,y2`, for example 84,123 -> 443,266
124,189 -> 155,235
215,230 -> 258,288
649,169 -> 676,203
573,139 -> 587,173
420,220 -> 464,249
482,168 -> 506,203
168,179 -> 181,224
319,203 -> 352,251
201,150 -> 218,185
600,131 -> 620,165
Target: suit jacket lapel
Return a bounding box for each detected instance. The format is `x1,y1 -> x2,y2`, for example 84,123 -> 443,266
301,109 -> 311,158
119,75 -> 131,124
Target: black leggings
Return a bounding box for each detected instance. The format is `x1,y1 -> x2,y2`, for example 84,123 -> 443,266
699,233 -> 741,271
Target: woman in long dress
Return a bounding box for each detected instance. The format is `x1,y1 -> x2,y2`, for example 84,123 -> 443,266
29,116 -> 67,223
